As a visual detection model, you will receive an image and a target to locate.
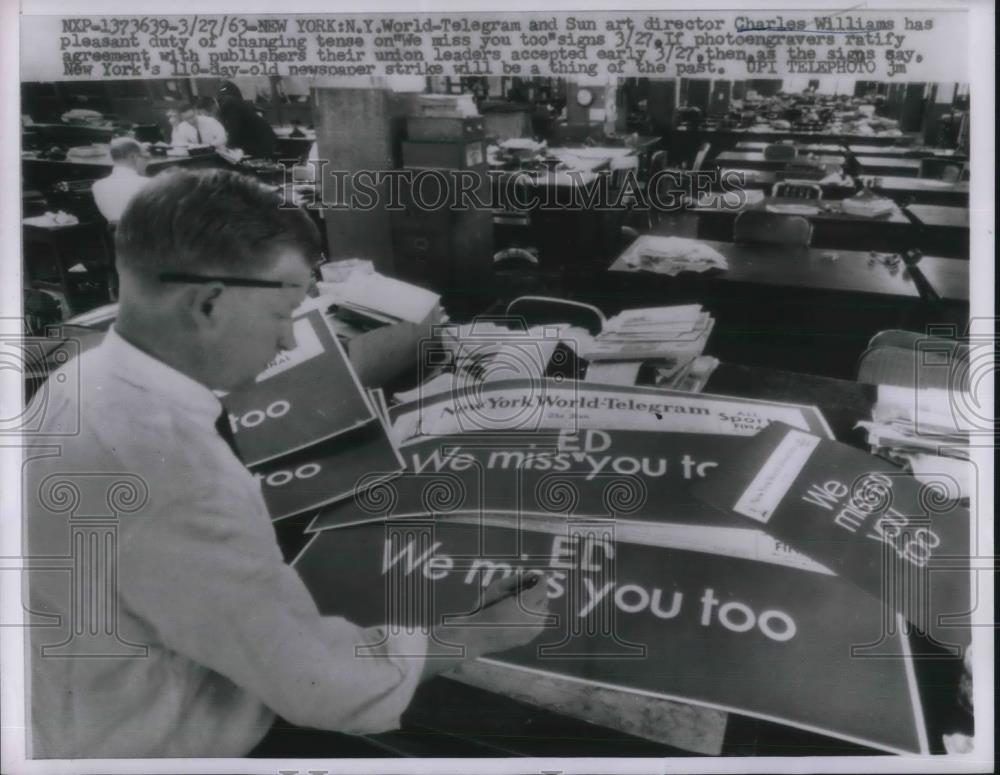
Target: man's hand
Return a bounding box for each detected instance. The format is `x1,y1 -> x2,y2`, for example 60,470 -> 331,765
421,571 -> 553,680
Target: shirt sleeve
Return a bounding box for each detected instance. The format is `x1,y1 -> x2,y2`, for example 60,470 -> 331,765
117,485 -> 427,734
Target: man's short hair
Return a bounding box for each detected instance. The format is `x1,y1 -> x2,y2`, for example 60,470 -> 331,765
195,97 -> 216,113
178,103 -> 196,115
109,137 -> 144,163
116,169 -> 321,281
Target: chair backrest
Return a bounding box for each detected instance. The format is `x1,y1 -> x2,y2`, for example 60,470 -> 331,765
857,330 -> 970,389
763,143 -> 797,161
733,211 -> 813,246
691,142 -> 711,173
919,157 -> 965,182
648,149 -> 668,174
505,296 -> 606,336
609,155 -> 639,189
771,180 -> 823,200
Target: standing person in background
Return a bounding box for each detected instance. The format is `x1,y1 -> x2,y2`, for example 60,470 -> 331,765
216,81 -> 277,158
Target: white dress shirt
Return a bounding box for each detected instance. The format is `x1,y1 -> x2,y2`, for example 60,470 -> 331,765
25,328 -> 427,758
91,166 -> 150,224
194,114 -> 228,147
170,121 -> 198,146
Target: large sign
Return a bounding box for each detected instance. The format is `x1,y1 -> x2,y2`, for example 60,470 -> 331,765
294,517 -> 929,755
222,309 -> 376,466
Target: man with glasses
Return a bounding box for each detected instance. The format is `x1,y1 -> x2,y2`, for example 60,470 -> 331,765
25,169 -> 550,758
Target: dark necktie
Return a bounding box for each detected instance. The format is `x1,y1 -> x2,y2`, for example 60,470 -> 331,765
215,408 -> 242,460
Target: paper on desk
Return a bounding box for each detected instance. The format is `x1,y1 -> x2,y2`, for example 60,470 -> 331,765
875,385 -> 976,435
339,272 -> 440,324
585,360 -> 643,386
623,237 -> 728,277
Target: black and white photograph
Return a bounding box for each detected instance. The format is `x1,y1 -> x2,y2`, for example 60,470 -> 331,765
1,0 -> 994,773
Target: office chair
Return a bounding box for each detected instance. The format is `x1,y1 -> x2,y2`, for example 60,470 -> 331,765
691,143 -> 711,173
919,158 -> 966,183
733,211 -> 813,246
771,180 -> 823,200
856,330 -> 969,390
505,296 -> 606,336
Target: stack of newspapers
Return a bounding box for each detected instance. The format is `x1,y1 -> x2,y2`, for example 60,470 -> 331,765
581,305 -> 716,387
857,384 -> 973,500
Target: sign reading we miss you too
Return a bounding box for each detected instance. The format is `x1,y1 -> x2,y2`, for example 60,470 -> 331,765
295,518 -> 929,755
23,10 -> 967,82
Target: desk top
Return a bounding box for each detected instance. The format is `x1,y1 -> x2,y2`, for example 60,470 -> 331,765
916,255 -> 970,303
848,145 -> 967,160
715,151 -> 846,167
694,195 -> 911,225
856,157 -> 923,173
860,175 -> 969,197
734,142 -> 845,155
905,204 -> 970,229
610,235 -> 934,300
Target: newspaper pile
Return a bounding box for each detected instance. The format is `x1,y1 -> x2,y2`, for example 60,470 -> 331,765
582,305 -> 715,363
622,236 -> 729,277
857,384 -> 973,500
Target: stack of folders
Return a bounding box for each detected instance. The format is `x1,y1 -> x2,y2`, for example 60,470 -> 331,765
856,384 -> 974,500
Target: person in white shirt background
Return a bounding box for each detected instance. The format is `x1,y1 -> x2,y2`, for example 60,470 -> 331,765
91,137 -> 152,225
183,98 -> 229,149
167,106 -> 197,146
25,168 -> 551,759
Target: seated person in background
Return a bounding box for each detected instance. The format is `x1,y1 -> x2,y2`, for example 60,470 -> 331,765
167,107 -> 197,147
91,137 -> 151,225
25,168 -> 550,758
182,98 -> 228,149
216,80 -> 278,158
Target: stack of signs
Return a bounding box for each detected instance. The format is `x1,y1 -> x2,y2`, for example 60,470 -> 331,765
692,421 -> 971,650
221,308 -> 404,521
292,378 -> 934,752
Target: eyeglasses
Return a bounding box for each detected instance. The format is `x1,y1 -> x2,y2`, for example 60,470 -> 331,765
158,272 -> 306,289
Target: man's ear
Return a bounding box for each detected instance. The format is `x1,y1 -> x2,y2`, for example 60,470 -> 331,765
187,283 -> 225,330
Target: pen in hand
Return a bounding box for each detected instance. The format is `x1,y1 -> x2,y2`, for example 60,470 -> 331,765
480,570 -> 544,611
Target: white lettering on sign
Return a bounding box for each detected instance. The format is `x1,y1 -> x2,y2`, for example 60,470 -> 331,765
733,429 -> 820,523
230,400 -> 292,434
255,318 -> 324,382
256,462 -> 322,488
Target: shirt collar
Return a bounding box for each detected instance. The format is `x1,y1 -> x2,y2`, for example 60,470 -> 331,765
110,165 -> 142,179
100,326 -> 223,423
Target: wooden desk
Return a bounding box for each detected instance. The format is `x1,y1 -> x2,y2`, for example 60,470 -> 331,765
692,195 -> 914,253
904,205 -> 970,259
713,151 -> 846,172
599,235 -> 966,378
859,175 -> 969,207
610,236 -> 925,299
856,157 -> 922,178
917,255 -> 970,303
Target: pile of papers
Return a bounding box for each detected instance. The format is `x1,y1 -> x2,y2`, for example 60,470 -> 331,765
417,93 -> 479,117
622,236 -> 729,277
582,305 -> 715,365
857,384 -> 974,500
327,271 -> 444,330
